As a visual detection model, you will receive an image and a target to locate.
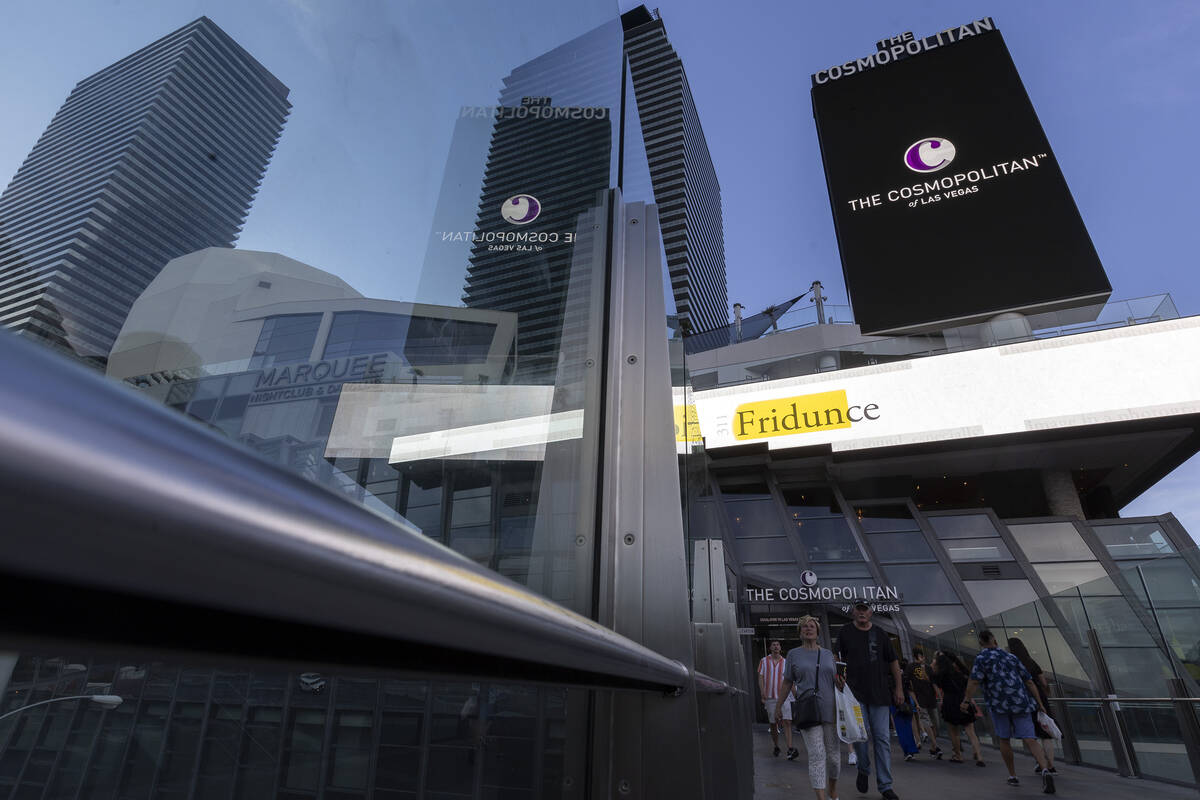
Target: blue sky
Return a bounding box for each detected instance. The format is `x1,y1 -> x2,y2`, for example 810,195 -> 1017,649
2,1 -> 1197,532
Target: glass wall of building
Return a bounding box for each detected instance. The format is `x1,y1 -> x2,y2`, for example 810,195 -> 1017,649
0,2 -> 738,798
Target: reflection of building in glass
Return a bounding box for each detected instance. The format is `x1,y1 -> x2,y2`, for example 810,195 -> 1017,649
460,97 -> 611,380
0,18 -> 289,366
109,247 -> 519,528
623,6 -> 730,334
678,308 -> 1200,704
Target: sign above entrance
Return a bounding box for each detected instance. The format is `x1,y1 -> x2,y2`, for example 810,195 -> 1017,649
744,584 -> 900,603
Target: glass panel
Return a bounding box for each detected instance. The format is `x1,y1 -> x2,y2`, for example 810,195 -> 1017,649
963,579 -> 1039,618
1007,522 -> 1096,562
879,564 -> 958,605
943,537 -> 1012,562
1139,559 -> 1200,607
725,497 -> 784,537
1083,595 -> 1156,646
250,314 -> 323,369
997,602 -> 1043,628
865,531 -> 934,563
903,605 -> 971,636
1032,562 -> 1109,594
742,564 -> 806,585
1040,626 -> 1094,694
781,485 -> 843,517
736,537 -> 793,564
804,563 -> 872,581
1100,648 -> 1175,697
1090,523 -> 1175,559
794,517 -> 863,563
854,504 -> 917,533
1063,701 -> 1118,770
0,0 -> 636,629
927,514 -> 999,539
1155,608 -> 1200,676
1122,702 -> 1196,783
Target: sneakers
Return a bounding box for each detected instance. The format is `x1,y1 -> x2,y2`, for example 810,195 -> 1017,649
773,746 -> 780,757
881,790 -> 899,800
1035,766 -> 1059,776
904,753 -> 915,762
787,747 -> 800,761
1041,769 -> 1056,794
848,751 -> 858,766
1006,776 -> 1020,787
930,747 -> 943,759
856,771 -> 869,794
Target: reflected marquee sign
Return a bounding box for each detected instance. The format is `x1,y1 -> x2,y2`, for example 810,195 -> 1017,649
811,18 -> 1110,335
694,319 -> 1200,452
248,353 -> 392,406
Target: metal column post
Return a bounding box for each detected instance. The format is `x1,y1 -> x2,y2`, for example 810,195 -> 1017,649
593,193 -> 705,798
1086,628 -> 1139,778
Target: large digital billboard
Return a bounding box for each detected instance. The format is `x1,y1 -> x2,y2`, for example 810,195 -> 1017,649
812,19 -> 1111,335
688,317 -> 1200,453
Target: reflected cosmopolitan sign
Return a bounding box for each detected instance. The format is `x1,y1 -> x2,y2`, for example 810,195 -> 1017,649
694,319 -> 1200,451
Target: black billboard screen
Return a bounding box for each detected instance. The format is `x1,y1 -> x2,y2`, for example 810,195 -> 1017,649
812,25 -> 1111,335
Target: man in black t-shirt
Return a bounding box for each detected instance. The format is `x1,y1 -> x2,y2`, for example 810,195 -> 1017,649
835,601 -> 903,800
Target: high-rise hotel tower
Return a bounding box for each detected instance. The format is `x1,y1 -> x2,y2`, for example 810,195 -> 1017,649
0,17 -> 290,365
622,6 -> 729,333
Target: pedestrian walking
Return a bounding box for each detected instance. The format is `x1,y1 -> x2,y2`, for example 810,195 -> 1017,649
835,601 -> 902,800
930,651 -> 984,766
778,616 -> 841,800
903,648 -> 943,758
962,631 -> 1056,793
1007,637 -> 1058,776
759,640 -> 796,758
892,660 -> 920,762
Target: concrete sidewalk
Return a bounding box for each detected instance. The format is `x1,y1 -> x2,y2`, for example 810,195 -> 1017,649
752,727 -> 1195,800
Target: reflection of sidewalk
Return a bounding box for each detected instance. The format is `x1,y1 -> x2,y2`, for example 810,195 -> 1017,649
752,727 -> 1195,800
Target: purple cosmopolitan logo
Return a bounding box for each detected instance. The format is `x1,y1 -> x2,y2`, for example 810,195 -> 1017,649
500,194 -> 541,225
903,137 -> 956,173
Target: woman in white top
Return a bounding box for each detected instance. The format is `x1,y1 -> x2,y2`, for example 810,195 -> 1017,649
777,615 -> 840,800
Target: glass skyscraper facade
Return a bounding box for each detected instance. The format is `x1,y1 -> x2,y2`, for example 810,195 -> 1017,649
623,7 -> 730,334
0,17 -> 289,365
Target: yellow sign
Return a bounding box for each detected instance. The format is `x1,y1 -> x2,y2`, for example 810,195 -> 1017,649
732,390 -> 879,441
673,404 -> 702,443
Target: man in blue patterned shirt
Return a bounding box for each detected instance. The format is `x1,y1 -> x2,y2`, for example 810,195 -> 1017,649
962,630 -> 1056,793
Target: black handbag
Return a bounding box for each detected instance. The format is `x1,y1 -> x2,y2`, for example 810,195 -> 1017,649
792,648 -> 823,729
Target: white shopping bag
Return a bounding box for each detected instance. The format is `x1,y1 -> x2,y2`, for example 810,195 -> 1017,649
1037,710 -> 1062,741
837,684 -> 868,744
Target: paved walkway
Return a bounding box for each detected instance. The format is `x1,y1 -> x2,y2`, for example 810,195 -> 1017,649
752,727 -> 1196,800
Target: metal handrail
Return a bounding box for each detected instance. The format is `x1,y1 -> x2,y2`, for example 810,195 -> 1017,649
0,332 -> 721,695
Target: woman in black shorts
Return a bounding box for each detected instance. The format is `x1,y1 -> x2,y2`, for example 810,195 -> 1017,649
931,651 -> 984,766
